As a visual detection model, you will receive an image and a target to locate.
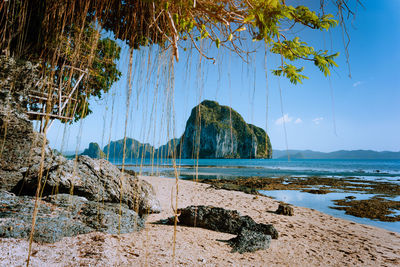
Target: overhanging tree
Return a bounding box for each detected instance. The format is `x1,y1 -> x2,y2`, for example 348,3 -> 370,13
0,2 -> 362,264
0,0 -> 359,123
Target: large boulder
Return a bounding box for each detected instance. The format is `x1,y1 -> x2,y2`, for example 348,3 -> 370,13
175,205 -> 278,239
14,155 -> 162,215
158,205 -> 278,253
275,203 -> 294,216
0,191 -> 144,243
177,100 -> 272,159
228,227 -> 272,253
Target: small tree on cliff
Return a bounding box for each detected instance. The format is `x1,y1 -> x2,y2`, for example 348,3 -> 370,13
0,0 -> 358,123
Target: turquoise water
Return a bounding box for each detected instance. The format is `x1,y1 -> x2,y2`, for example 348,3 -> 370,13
115,158 -> 400,181
260,190 -> 400,233
115,158 -> 400,232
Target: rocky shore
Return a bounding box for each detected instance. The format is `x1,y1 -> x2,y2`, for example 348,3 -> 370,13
1,58 -> 281,264
0,67 -> 162,243
1,176 -> 399,266
200,176 -> 400,222
1,58 -> 399,265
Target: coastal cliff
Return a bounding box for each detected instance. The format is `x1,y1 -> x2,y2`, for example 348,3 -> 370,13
81,142 -> 106,159
81,101 -> 272,159
178,100 -> 271,159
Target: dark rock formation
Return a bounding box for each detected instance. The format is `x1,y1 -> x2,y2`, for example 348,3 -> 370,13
178,100 -> 272,159
302,189 -> 332,194
174,205 -> 277,239
103,138 -> 154,159
331,196 -> 400,222
0,57 -> 161,242
1,73 -> 161,214
14,155 -> 162,215
158,205 -> 278,253
0,56 -> 45,191
81,142 -> 106,159
0,191 -> 144,243
275,203 -> 294,216
228,227 -> 272,253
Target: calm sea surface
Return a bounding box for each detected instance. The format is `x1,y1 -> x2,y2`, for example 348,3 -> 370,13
112,158 -> 400,232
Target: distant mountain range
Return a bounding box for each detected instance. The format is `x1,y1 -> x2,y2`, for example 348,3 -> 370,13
272,149 -> 400,160
73,142 -> 400,160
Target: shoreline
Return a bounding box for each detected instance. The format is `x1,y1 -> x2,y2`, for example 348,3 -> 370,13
196,175 -> 400,232
1,175 -> 399,266
260,190 -> 400,233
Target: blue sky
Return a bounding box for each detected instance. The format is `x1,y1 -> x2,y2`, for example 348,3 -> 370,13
47,1 -> 400,153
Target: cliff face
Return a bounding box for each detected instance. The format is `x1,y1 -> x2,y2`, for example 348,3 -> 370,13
81,142 -> 106,159
178,100 -> 272,159
154,138 -> 180,158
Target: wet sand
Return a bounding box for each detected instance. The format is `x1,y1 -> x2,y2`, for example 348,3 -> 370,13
1,175 -> 399,266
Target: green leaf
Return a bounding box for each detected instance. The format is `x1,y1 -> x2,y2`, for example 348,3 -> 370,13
215,38 -> 220,48
244,14 -> 255,23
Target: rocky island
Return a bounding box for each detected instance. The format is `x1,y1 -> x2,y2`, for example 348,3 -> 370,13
80,142 -> 106,159
177,100 -> 272,159
80,100 -> 272,160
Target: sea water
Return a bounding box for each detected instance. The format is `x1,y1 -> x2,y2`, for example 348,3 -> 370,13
114,158 -> 400,232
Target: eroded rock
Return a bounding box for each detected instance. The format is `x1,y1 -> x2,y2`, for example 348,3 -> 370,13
228,227 -> 272,253
178,100 -> 272,159
0,56 -> 161,242
0,191 -> 145,243
174,205 -> 278,239
275,203 -> 294,216
14,155 -> 162,215
158,205 -> 278,253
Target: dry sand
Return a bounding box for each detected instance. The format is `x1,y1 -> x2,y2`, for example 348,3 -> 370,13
1,175 -> 399,266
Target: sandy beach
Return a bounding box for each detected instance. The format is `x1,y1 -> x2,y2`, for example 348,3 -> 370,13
1,175 -> 399,266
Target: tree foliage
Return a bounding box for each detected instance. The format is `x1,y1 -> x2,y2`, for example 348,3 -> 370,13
0,0 -> 358,121
65,31 -> 122,121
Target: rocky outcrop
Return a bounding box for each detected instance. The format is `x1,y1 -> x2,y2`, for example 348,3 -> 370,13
14,155 -> 162,215
0,56 -> 46,191
81,142 -> 106,159
228,227 -> 272,253
173,205 -> 278,239
158,205 -> 278,253
177,100 -> 272,159
0,56 -> 161,242
0,191 -> 144,243
275,203 -> 294,216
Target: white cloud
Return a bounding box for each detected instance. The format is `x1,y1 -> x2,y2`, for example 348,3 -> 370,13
294,118 -> 303,124
353,81 -> 364,87
312,117 -> 324,125
275,114 -> 293,125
